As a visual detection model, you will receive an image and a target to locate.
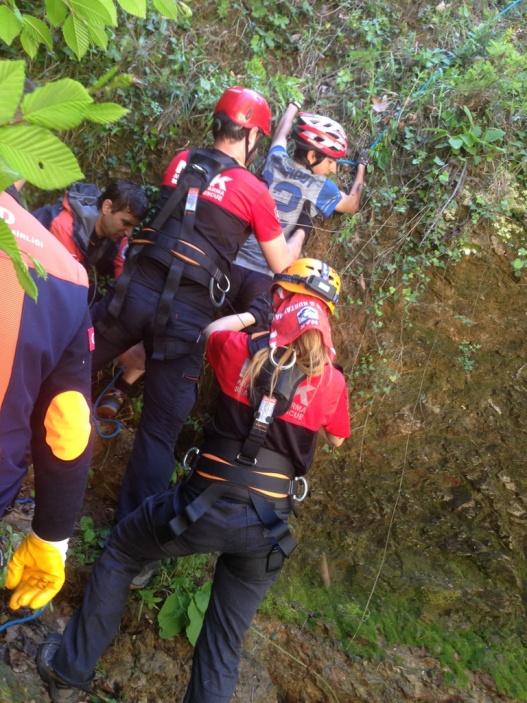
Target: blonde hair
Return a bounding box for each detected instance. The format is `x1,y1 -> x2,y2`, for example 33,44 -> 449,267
241,329 -> 331,398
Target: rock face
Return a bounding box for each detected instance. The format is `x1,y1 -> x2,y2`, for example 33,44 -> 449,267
318,234 -> 527,633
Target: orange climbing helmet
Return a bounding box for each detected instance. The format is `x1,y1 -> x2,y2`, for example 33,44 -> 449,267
272,258 -> 341,313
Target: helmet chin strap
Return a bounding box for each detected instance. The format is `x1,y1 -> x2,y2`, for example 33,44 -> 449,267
307,150 -> 326,171
297,147 -> 325,173
244,129 -> 264,166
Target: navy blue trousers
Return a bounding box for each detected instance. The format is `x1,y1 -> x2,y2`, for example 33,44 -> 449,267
91,279 -> 207,521
53,483 -> 285,702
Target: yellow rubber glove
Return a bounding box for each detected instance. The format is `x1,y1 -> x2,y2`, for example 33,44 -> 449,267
6,533 -> 65,610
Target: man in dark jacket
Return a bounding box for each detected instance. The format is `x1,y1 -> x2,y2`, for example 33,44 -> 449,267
33,180 -> 149,279
0,187 -> 94,611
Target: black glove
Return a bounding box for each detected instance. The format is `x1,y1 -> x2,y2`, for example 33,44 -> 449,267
246,290 -> 273,328
357,148 -> 370,166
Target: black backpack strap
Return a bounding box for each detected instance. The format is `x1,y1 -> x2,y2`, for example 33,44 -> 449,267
150,149 -> 239,232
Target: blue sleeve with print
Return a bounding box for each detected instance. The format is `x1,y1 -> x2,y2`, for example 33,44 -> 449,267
314,178 -> 341,217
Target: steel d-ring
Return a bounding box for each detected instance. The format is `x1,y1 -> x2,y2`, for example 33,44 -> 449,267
182,446 -> 200,472
269,346 -> 296,369
293,476 -> 308,502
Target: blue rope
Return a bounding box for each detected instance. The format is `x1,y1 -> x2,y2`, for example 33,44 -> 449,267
92,367 -> 124,439
0,606 -> 46,632
337,0 -> 525,164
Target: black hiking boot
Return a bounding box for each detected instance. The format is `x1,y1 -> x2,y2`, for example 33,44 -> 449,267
36,633 -> 86,703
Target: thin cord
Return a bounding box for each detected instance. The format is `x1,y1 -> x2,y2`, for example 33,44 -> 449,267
0,606 -> 46,632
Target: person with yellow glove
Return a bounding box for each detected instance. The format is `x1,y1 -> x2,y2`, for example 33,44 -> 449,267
0,185 -> 93,611
6,534 -> 67,610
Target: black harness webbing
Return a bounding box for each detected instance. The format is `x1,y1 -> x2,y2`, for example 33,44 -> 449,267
240,350 -> 306,464
169,468 -> 298,558
97,149 -> 242,360
168,341 -> 307,558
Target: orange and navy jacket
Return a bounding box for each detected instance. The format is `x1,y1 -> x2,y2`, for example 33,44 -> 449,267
32,185 -> 120,278
0,192 -> 94,542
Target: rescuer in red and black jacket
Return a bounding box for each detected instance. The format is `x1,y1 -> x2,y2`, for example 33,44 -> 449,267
0,188 -> 93,612
90,86 -> 306,524
36,259 -> 350,703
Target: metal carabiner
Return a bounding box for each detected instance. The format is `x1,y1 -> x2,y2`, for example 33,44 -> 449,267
182,446 -> 200,472
293,476 -> 308,502
209,276 -> 230,308
269,346 -> 297,369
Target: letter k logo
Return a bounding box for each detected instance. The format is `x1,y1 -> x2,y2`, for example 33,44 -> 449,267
210,174 -> 232,191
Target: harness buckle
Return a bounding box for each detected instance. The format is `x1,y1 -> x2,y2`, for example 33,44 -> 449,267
182,446 -> 200,472
236,453 -> 257,467
293,476 -> 308,502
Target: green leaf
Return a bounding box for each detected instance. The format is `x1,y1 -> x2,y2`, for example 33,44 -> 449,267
483,128 -> 506,143
116,0 -> 147,18
88,21 -> 109,50
193,581 -> 211,613
83,102 -> 129,124
19,29 -> 39,58
22,78 -> 93,130
62,13 -> 90,60
4,0 -> 22,19
459,133 -> 475,147
0,219 -> 38,301
177,2 -> 192,19
0,125 -> 84,189
88,66 -> 119,92
0,7 -> 23,45
158,592 -> 190,639
448,137 -> 463,150
152,0 -> 180,20
0,60 -> 25,124
0,154 -> 19,191
45,0 -> 68,27
70,0 -> 117,27
21,15 -> 53,50
462,105 -> 474,125
186,598 -> 205,646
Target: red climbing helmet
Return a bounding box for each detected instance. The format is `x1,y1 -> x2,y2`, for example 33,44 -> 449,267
214,86 -> 272,136
292,112 -> 348,159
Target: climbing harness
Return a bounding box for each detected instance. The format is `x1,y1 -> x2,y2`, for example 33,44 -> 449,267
160,335 -> 308,569
97,149 -> 243,361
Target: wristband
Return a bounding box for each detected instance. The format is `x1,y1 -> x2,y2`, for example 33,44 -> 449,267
289,98 -> 303,110
32,531 -> 69,563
